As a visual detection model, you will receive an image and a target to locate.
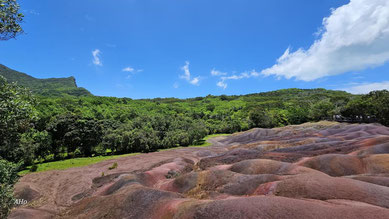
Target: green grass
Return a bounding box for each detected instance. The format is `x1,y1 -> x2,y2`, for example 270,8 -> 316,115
196,133 -> 231,147
18,134 -> 230,175
158,133 -> 231,151
18,153 -> 139,175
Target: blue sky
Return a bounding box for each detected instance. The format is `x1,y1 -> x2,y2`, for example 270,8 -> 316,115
1,0 -> 389,99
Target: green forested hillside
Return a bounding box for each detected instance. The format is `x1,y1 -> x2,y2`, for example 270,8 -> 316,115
25,87 -> 357,161
0,64 -> 91,97
1,65 -> 388,173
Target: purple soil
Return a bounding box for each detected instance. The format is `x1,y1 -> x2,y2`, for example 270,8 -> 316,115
9,121 -> 389,218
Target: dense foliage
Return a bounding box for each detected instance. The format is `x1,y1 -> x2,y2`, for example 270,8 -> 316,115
24,88 -> 352,161
0,6 -> 24,215
0,159 -> 19,218
0,75 -> 38,164
342,90 -> 389,126
0,0 -> 23,40
27,86 -> 388,162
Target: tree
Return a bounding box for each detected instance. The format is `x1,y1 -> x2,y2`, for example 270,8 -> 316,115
0,0 -> 24,40
286,106 -> 309,125
68,118 -> 102,156
102,129 -> 123,153
309,99 -> 335,121
269,109 -> 289,127
21,130 -> 52,162
366,90 -> 389,125
249,108 -> 273,128
46,114 -> 78,159
0,74 -> 34,219
47,115 -> 103,158
0,76 -> 37,163
341,97 -> 372,119
341,90 -> 389,125
187,120 -> 208,143
174,130 -> 191,146
130,127 -> 160,153
0,159 -> 19,218
206,103 -> 215,112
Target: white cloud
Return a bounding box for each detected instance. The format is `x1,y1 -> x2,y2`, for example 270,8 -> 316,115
180,61 -> 191,81
211,69 -> 227,76
179,61 -> 201,86
341,81 -> 389,94
262,0 -> 389,81
190,77 -> 200,85
92,49 -> 102,66
123,67 -> 135,72
217,81 -> 227,89
123,67 -> 143,79
216,70 -> 259,89
173,82 -> 179,89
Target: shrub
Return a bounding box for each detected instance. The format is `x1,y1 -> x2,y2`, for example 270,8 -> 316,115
0,160 -> 20,218
30,163 -> 38,172
108,162 -> 118,170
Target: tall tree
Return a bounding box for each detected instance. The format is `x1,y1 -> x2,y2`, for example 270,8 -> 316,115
0,76 -> 37,163
0,4 -> 25,216
0,0 -> 24,40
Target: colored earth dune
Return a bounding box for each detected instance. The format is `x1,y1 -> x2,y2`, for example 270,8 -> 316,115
9,121 -> 389,218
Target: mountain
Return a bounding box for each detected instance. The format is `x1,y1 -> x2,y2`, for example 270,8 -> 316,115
0,64 -> 91,97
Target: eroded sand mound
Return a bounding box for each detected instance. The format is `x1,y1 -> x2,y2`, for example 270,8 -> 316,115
9,122 -> 389,219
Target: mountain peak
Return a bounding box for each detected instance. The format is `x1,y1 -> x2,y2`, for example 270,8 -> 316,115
0,64 -> 91,97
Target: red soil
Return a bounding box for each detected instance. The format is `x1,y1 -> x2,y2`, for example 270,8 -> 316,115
9,122 -> 389,218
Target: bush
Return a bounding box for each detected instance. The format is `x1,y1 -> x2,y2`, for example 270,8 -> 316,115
108,162 -> 118,170
30,163 -> 38,172
0,160 -> 20,218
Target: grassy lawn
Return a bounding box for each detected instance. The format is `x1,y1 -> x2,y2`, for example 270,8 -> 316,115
19,133 -> 230,175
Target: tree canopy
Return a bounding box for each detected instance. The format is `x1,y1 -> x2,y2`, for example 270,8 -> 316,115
0,76 -> 37,164
0,0 -> 23,40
